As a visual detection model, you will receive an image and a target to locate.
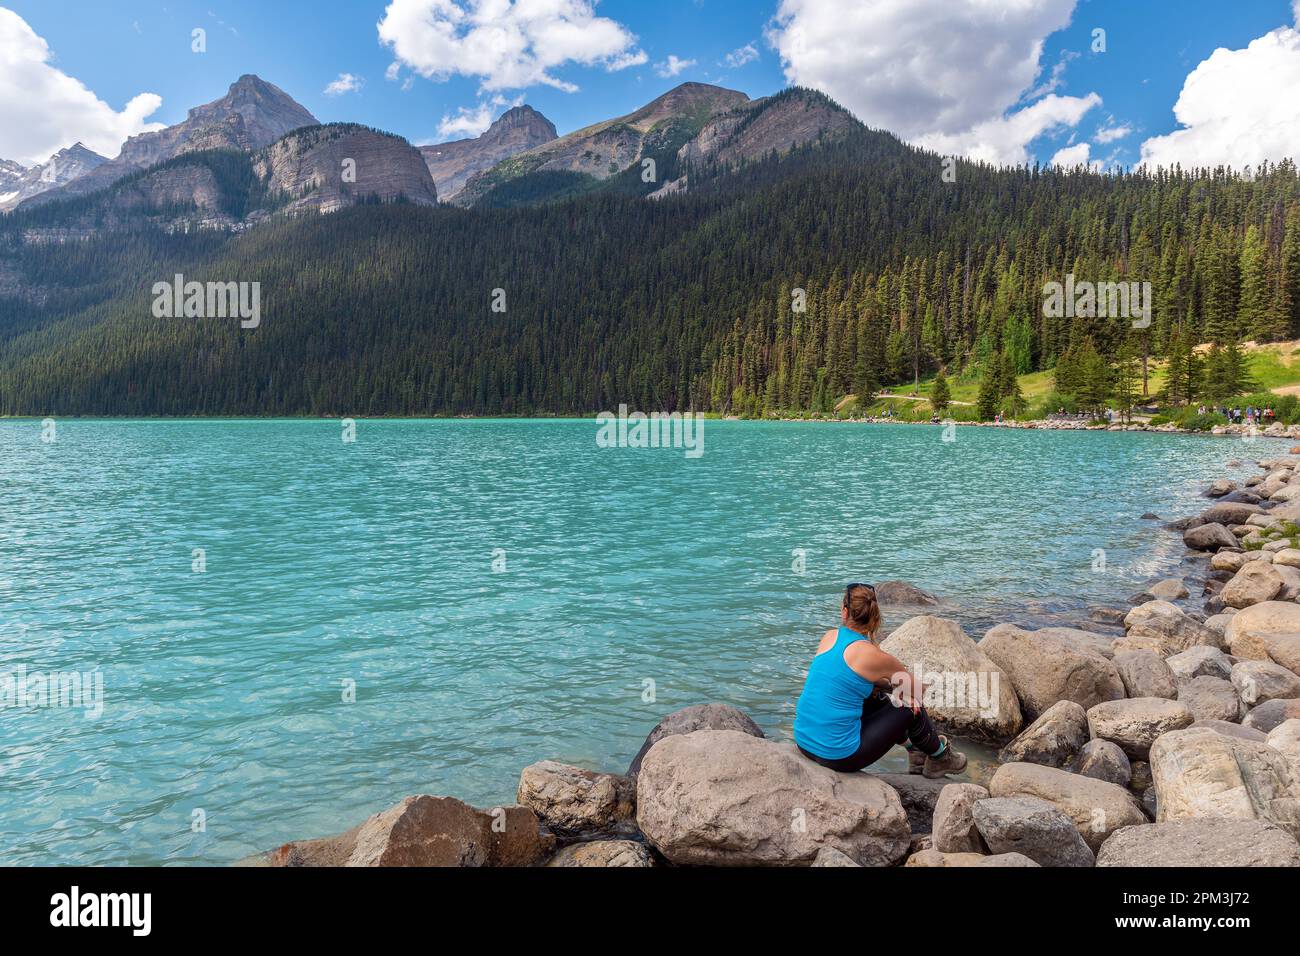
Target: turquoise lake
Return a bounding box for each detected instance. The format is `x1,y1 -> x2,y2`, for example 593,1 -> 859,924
0,418 -> 1285,865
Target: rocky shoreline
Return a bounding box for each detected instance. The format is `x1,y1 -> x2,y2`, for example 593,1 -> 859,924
244,450 -> 1300,868
807,415 -> 1300,437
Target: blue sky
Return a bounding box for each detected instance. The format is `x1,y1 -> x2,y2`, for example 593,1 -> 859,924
3,0 -> 1300,171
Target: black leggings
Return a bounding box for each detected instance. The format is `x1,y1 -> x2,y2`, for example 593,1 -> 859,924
799,692 -> 944,773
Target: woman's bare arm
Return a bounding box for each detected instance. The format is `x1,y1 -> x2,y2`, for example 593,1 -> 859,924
845,641 -> 925,711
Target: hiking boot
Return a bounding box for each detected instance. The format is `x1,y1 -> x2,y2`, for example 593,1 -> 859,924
922,736 -> 967,779
907,748 -> 926,775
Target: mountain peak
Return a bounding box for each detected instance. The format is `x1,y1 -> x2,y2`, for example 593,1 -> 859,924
193,75 -> 318,131
495,105 -> 556,131
483,105 -> 557,143
15,75 -> 319,211
646,81 -> 747,108
420,104 -> 557,201
58,143 -> 106,162
627,82 -> 749,131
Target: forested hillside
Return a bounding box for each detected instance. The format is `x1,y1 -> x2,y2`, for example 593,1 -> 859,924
2,112 -> 1299,418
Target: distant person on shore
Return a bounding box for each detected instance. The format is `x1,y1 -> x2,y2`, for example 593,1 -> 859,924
792,584 -> 967,778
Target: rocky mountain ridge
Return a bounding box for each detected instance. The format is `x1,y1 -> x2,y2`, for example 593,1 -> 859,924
0,144 -> 107,212
19,75 -> 318,209
257,124 -> 439,213
453,82 -> 752,206
4,123 -> 438,239
4,78 -> 860,229
420,105 -> 557,201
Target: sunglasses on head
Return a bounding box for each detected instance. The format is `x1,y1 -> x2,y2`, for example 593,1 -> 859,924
844,582 -> 876,596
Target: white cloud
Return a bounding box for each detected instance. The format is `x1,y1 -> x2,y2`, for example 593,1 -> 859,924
1049,141 -> 1101,171
377,0 -> 646,93
324,73 -> 365,96
767,0 -> 1100,166
437,102 -> 495,138
1094,117 -> 1133,144
1139,18 -> 1300,170
432,93 -> 525,140
654,54 -> 695,78
723,43 -> 758,68
0,8 -> 163,166
919,92 -> 1100,165
1024,49 -> 1078,99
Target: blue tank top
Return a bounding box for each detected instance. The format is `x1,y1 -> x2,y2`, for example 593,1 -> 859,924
793,626 -> 880,759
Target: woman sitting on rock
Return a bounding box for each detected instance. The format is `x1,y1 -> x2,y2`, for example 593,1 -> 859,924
793,583 -> 966,778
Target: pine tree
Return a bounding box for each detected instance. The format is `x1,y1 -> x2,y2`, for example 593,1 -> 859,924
1164,331 -> 1191,406
1003,369 -> 1027,418
1283,204 -> 1300,337
1239,225 -> 1278,341
1201,345 -> 1230,404
1113,343 -> 1141,421
930,369 -> 951,414
1204,226 -> 1241,345
1076,339 -> 1110,413
976,357 -> 1001,420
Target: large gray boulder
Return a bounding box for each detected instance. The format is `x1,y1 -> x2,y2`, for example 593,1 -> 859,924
1119,601 -> 1225,657
1149,727 -> 1300,839
880,616 -> 1023,743
1200,501 -> 1264,526
1233,626 -> 1300,674
873,580 -> 941,606
810,846 -> 862,867
1183,522 -> 1237,551
1210,551 -> 1246,573
930,783 -> 989,854
1177,675 -> 1243,722
971,796 -> 1095,867
1204,613 -> 1236,637
517,761 -> 635,836
1033,627 -> 1118,660
996,700 -> 1089,767
1097,820 -> 1300,867
1190,719 -> 1267,742
626,703 -> 763,778
1086,698 -> 1195,760
989,762 -> 1147,852
1070,738 -> 1131,787
268,795 -> 554,867
1224,603 -> 1300,673
1113,650 -> 1178,699
1243,698 -> 1300,733
979,623 -> 1124,722
545,840 -> 653,867
1148,578 -> 1190,601
1232,660 -> 1300,706
635,730 -> 910,866
1268,719 -> 1300,778
904,849 -> 1040,867
1166,645 -> 1234,681
1221,562 -> 1285,609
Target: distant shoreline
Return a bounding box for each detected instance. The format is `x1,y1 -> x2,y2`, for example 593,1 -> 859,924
4,413 -> 1298,439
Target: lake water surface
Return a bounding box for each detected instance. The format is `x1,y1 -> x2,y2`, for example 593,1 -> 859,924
0,419 -> 1282,864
